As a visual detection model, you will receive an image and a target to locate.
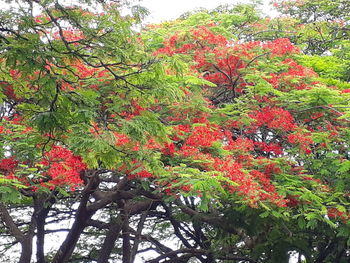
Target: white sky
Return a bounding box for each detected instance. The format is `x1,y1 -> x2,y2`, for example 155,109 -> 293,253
139,0 -> 276,23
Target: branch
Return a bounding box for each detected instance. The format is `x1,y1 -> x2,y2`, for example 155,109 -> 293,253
96,215 -> 123,263
0,203 -> 24,242
174,199 -> 255,248
145,248 -> 208,263
122,209 -> 131,263
130,211 -> 148,262
52,170 -> 100,263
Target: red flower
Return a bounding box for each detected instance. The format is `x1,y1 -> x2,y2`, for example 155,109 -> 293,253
263,38 -> 300,56
114,132 -> 129,147
250,107 -> 296,131
161,142 -> 175,156
185,124 -> 223,148
129,170 -> 154,179
40,146 -> 86,188
0,158 -> 19,173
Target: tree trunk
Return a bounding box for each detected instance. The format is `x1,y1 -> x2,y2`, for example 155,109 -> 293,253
51,197 -> 94,263
52,172 -> 100,263
0,203 -> 33,263
36,206 -> 50,263
19,237 -> 33,263
97,215 -> 123,263
122,211 -> 131,263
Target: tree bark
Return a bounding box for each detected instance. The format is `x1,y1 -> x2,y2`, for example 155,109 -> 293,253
19,237 -> 33,263
35,192 -> 56,263
130,211 -> 147,263
52,171 -> 100,263
52,214 -> 91,263
36,211 -> 47,263
96,215 -> 123,263
122,210 -> 131,263
0,203 -> 33,263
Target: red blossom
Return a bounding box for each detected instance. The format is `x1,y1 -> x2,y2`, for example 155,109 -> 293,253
327,207 -> 348,222
286,195 -> 299,207
263,38 -> 300,56
40,145 -> 86,188
250,107 -> 296,131
254,142 -> 283,155
224,136 -> 254,153
53,29 -> 85,43
161,142 -> 175,156
341,89 -> 350,93
287,131 -> 313,154
0,158 -> 19,173
185,124 -> 223,148
129,169 -> 154,179
113,132 -> 130,147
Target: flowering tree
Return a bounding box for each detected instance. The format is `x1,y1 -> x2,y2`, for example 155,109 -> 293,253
0,1 -> 350,263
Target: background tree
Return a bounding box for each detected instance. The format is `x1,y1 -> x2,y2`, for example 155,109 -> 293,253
0,1 -> 350,263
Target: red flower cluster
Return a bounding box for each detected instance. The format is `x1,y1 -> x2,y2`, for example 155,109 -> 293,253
192,26 -> 227,46
327,207 -> 349,222
171,124 -> 191,141
262,38 -> 300,56
120,100 -> 145,120
0,158 -> 19,174
129,170 -> 154,179
161,142 -> 175,156
0,81 -> 21,101
254,141 -> 283,155
212,158 -> 286,207
341,89 -> 350,93
287,131 -> 313,154
185,124 -> 223,148
113,132 -> 130,147
53,29 -> 85,43
223,135 -> 254,153
267,59 -> 317,91
40,146 -> 86,189
250,106 -> 296,131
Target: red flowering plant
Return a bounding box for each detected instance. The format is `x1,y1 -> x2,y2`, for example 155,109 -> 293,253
149,14 -> 350,230
1,1 -> 350,263
143,13 -> 350,259
0,115 -> 87,196
0,2 -> 197,261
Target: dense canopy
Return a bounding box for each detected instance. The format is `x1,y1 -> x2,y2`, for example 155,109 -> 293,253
0,0 -> 350,262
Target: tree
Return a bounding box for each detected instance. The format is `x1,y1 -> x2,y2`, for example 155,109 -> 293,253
0,1 -> 350,262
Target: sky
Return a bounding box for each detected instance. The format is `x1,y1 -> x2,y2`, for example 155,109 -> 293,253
0,0 -> 276,24
139,0 -> 276,23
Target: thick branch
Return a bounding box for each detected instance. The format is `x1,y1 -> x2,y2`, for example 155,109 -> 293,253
96,215 -> 123,263
0,203 -> 25,242
52,170 -> 100,263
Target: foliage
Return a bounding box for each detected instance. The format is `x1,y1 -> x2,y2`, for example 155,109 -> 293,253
0,1 -> 350,263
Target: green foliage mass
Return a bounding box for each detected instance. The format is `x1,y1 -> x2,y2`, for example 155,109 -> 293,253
0,1 -> 350,263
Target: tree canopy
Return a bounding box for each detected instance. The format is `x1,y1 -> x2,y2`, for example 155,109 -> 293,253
0,0 -> 350,262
